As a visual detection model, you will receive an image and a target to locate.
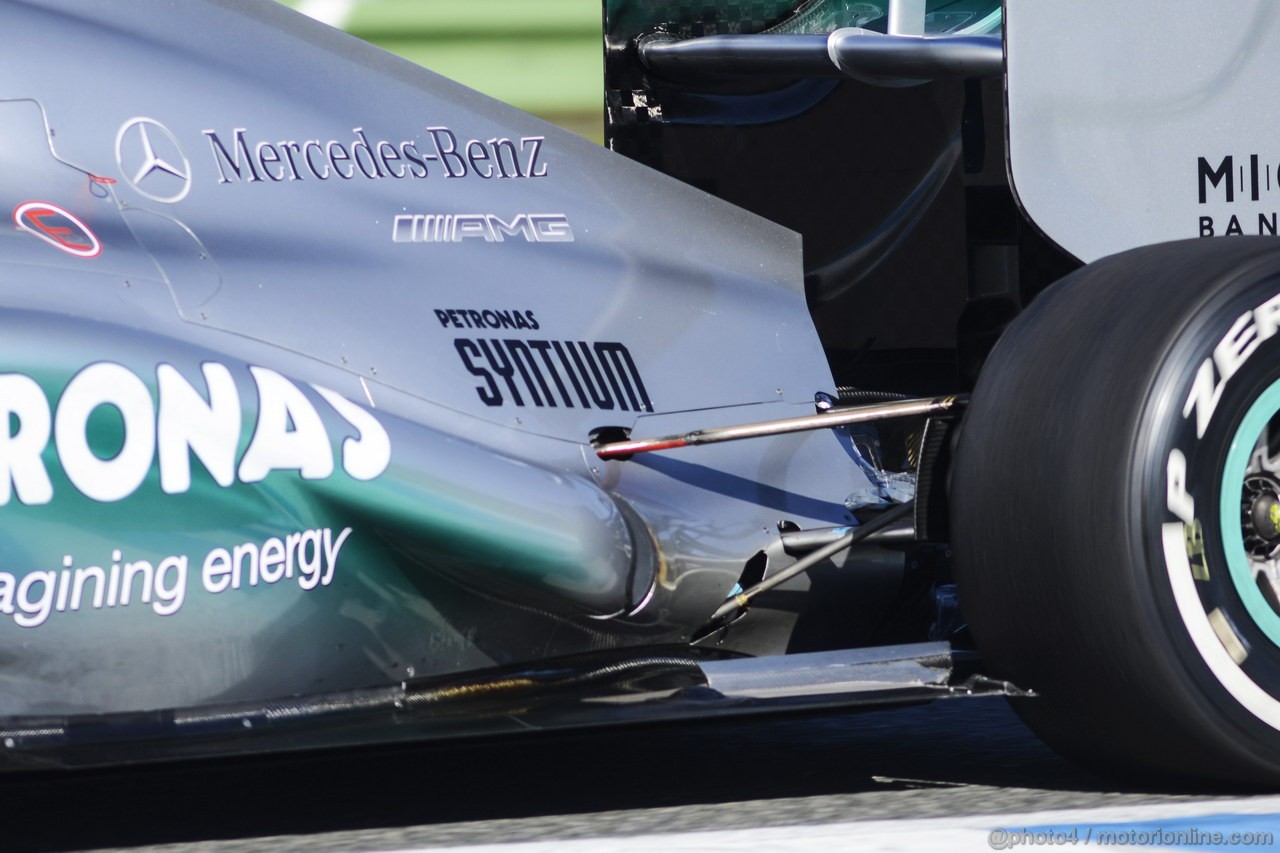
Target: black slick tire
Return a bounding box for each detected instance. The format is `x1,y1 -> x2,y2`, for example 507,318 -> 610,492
952,237 -> 1280,787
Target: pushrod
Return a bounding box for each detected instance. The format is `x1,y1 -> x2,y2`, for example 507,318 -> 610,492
593,395 -> 963,460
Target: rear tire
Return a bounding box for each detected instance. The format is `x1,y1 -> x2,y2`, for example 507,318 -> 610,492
952,237 -> 1280,787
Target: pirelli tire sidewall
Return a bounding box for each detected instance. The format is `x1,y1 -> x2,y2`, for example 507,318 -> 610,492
953,238 -> 1280,785
1139,271 -> 1280,766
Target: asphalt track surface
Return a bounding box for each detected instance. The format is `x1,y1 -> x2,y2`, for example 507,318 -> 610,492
3,696 -> 1258,852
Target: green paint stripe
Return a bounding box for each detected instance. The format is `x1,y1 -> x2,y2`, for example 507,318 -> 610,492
320,0 -> 596,38
275,0 -> 602,129
276,0 -> 596,36
379,36 -> 600,113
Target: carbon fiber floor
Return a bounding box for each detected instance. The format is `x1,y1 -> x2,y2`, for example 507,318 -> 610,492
4,697 -> 1244,852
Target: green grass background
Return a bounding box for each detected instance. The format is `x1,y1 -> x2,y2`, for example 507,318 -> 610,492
276,0 -> 603,142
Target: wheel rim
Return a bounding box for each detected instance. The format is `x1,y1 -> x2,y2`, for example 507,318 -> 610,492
1221,378 -> 1280,646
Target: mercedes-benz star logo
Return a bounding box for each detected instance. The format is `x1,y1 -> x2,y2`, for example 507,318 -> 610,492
115,117 -> 192,204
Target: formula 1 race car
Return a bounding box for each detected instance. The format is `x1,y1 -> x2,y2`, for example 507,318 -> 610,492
2,0 -> 1279,787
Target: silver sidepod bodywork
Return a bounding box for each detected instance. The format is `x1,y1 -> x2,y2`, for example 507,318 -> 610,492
0,0 -> 881,724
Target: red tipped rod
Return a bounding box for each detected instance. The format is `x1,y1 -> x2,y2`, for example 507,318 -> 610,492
593,395 -> 965,460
